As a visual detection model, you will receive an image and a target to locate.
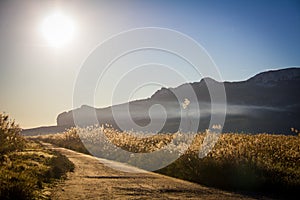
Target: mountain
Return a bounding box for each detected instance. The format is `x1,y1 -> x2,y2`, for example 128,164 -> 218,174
23,68 -> 300,135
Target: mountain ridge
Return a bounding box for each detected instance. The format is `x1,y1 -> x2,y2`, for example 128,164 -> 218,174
23,67 -> 300,135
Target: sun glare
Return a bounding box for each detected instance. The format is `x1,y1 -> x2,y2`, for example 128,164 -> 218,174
41,12 -> 75,47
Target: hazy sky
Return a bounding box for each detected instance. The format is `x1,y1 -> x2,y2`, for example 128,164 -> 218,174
0,0 -> 300,128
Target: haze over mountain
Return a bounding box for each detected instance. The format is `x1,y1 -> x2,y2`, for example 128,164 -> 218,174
23,68 -> 300,135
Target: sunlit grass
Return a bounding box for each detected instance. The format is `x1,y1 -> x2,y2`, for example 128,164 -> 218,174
0,113 -> 74,200
34,125 -> 300,197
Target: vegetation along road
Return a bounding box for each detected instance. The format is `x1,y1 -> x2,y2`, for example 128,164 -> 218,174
44,143 -> 257,200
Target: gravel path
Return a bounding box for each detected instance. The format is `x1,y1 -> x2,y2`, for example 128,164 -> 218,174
45,144 -> 257,200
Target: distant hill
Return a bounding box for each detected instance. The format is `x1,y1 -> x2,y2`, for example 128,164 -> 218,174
23,68 -> 300,135
22,125 -> 70,136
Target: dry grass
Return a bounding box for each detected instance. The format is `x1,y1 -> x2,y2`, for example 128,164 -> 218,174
33,125 -> 300,198
0,113 -> 74,200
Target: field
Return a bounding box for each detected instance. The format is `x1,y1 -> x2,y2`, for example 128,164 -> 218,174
32,125 -> 300,199
0,113 -> 74,200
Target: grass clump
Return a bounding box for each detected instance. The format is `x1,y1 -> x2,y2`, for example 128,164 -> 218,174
157,133 -> 300,198
0,113 -> 25,155
0,113 -> 74,200
31,127 -> 90,155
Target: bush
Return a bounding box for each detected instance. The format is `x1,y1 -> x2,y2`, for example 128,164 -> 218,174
0,149 -> 75,199
33,127 -> 90,155
0,113 -> 75,199
157,133 -> 300,198
0,113 -> 25,155
44,151 -> 75,181
0,171 -> 36,200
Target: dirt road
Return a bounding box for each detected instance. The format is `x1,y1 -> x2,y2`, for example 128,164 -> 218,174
45,144 -> 256,199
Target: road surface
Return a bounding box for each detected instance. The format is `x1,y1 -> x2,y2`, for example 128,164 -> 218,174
45,144 -> 258,200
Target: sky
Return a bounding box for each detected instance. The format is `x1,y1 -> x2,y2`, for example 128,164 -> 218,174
0,0 -> 300,128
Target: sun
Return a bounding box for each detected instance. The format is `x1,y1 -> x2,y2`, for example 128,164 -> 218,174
41,12 -> 75,48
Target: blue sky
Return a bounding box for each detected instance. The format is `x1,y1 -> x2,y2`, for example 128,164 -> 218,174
0,0 -> 299,128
